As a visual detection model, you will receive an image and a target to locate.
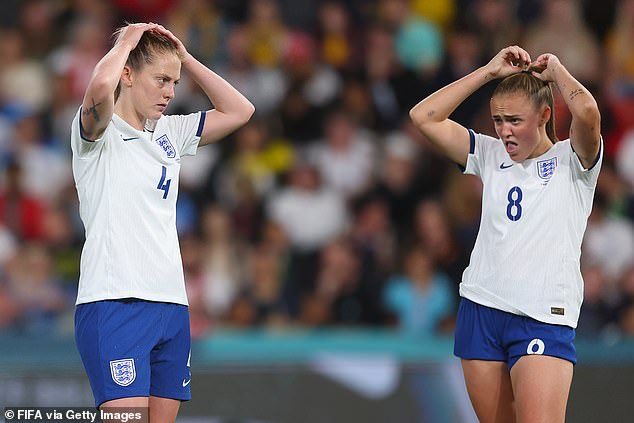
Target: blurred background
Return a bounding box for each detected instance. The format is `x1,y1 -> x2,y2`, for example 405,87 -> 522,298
1,0 -> 634,422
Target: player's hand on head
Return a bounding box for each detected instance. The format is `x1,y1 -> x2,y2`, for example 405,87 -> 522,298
529,53 -> 562,83
485,46 -> 532,79
115,22 -> 159,49
152,25 -> 190,61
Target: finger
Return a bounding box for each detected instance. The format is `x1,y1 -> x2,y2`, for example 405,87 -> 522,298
505,46 -> 529,67
508,46 -> 521,62
536,53 -> 550,64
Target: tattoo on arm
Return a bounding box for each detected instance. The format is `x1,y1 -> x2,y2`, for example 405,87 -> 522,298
569,89 -> 584,101
82,97 -> 102,122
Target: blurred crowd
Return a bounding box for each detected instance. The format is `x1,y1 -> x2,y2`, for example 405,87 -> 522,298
1,0 -> 634,342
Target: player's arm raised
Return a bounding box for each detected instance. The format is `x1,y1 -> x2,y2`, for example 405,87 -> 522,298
409,46 -> 531,167
81,23 -> 158,140
155,25 -> 255,146
531,54 -> 601,169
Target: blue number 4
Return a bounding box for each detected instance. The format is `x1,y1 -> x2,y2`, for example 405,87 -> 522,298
157,166 -> 171,199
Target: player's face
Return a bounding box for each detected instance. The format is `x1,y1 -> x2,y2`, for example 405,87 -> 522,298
490,93 -> 549,162
131,51 -> 181,120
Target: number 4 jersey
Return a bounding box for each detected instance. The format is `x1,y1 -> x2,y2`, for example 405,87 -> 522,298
460,129 -> 602,328
71,108 -> 205,306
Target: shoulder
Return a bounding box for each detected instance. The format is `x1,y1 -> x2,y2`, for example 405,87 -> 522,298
554,139 -> 573,151
469,130 -> 504,152
467,130 -> 507,164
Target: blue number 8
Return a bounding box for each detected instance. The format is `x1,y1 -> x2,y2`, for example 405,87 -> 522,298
506,186 -> 522,221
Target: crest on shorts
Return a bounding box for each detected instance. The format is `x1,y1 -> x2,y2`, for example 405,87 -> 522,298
537,157 -> 557,180
155,134 -> 176,158
110,358 -> 136,386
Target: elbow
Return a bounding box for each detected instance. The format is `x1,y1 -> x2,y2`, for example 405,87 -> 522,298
409,105 -> 433,134
87,74 -> 118,100
409,102 -> 435,128
237,101 -> 255,126
244,101 -> 256,123
230,103 -> 254,132
579,101 -> 601,129
409,106 -> 424,129
409,105 -> 420,125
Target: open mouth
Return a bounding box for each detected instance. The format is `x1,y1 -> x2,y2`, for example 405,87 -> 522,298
505,141 -> 518,155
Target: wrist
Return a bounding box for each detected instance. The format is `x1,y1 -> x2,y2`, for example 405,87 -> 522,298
477,66 -> 496,83
550,62 -> 569,81
115,36 -> 141,52
179,51 -> 195,66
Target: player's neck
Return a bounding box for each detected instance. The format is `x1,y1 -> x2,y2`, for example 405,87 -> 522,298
114,100 -> 146,131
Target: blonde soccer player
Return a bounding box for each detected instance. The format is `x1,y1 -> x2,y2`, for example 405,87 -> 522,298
410,45 -> 602,423
72,23 -> 254,422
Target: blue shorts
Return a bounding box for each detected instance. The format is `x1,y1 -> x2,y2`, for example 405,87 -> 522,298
75,299 -> 192,407
454,297 -> 576,370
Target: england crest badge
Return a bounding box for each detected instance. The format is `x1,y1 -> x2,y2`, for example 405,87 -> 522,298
155,134 -> 176,158
537,157 -> 557,180
110,358 -> 136,386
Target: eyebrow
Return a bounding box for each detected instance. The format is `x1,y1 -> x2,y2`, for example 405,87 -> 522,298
156,73 -> 180,83
492,113 -> 521,119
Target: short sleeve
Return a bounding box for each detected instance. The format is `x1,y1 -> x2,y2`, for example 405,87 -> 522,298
464,129 -> 499,178
70,107 -> 106,158
569,136 -> 603,189
160,111 -> 205,157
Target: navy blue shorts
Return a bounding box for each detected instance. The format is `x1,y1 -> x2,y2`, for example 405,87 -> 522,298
75,299 -> 192,407
454,297 -> 576,370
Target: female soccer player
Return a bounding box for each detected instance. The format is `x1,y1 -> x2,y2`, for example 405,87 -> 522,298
71,23 -> 254,422
409,45 -> 601,423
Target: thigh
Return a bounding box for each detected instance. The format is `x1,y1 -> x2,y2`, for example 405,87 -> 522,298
510,355 -> 573,423
461,359 -> 516,423
454,298 -> 507,362
149,396 -> 180,423
505,316 -> 577,370
149,304 -> 192,401
75,301 -> 160,407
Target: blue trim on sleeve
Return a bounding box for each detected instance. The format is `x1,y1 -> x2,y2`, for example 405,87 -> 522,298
78,107 -> 96,142
457,128 -> 476,172
587,138 -> 603,171
468,128 -> 475,154
570,137 -> 603,170
196,111 -> 206,137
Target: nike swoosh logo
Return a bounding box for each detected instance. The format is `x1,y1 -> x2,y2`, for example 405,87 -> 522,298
499,162 -> 513,169
121,136 -> 139,141
182,378 -> 191,387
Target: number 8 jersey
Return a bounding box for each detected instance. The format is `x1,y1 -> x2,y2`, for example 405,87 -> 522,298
71,108 -> 205,306
460,129 -> 603,328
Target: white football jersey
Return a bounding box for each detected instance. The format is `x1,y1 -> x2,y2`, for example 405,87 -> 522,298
460,130 -> 602,328
71,109 -> 204,305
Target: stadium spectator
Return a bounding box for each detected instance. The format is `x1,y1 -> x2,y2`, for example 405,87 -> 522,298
383,245 -> 455,336
0,158 -> 46,241
306,109 -> 377,199
522,0 -> 601,86
267,161 -> 348,316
